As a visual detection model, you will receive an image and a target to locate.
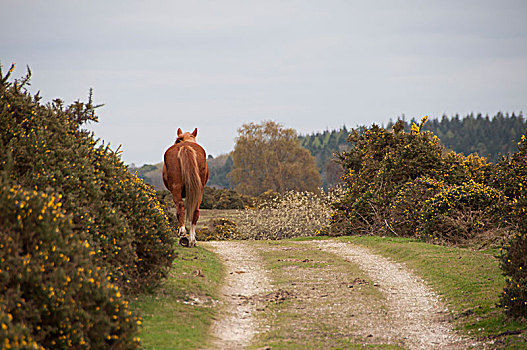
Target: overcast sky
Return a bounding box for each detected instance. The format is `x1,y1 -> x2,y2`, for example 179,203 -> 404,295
2,1 -> 526,164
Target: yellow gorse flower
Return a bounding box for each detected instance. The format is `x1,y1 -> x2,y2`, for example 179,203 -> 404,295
411,122 -> 420,134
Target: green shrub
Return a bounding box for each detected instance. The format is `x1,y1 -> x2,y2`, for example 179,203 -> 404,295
499,230 -> 527,318
389,176 -> 449,237
0,65 -> 175,293
334,118 -> 472,235
495,131 -> 527,317
0,301 -> 41,350
416,180 -> 511,245
493,133 -> 527,229
0,184 -> 141,349
463,153 -> 494,185
200,186 -> 255,209
156,189 -> 179,226
196,218 -> 240,241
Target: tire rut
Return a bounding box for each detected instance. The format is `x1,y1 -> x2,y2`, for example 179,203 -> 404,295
313,240 -> 472,349
201,241 -> 271,349
203,240 -> 476,349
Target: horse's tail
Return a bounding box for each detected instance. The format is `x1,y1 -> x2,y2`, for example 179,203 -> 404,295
178,146 -> 202,224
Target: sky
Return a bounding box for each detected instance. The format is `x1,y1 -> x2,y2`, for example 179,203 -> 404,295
2,0 -> 526,165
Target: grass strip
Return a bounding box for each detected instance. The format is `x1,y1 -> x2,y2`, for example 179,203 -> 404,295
131,244 -> 224,350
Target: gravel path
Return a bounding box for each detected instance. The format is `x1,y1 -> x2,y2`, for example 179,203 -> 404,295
201,241 -> 271,349
314,240 -> 471,349
203,239 -> 473,349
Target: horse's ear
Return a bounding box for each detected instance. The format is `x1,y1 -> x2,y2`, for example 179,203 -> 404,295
177,128 -> 183,137
192,128 -> 198,137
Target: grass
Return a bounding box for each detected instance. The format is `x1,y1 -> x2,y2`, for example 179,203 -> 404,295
130,244 -> 224,350
338,235 -> 526,348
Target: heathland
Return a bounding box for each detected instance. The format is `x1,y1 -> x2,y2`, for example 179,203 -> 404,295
2,65 -> 526,348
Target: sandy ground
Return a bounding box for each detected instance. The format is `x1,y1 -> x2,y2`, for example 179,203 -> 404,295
203,239 -> 476,349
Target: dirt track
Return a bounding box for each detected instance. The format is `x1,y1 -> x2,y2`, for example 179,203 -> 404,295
203,241 -> 271,349
203,240 -> 476,349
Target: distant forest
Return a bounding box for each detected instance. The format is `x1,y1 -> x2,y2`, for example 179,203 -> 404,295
134,112 -> 526,190
300,112 -> 525,188
408,112 -> 525,163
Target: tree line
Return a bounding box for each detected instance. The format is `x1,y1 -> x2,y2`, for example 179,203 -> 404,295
204,112 -> 525,190
387,112 -> 525,162
135,113 -> 525,194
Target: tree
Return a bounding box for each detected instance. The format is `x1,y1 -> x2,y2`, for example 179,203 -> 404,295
230,121 -> 321,196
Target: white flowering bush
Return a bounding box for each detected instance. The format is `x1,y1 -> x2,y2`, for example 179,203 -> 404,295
236,188 -> 345,239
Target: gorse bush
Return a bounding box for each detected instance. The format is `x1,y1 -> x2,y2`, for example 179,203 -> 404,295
389,176 -> 449,237
416,180 -> 511,246
0,184 -> 141,349
333,117 -> 507,241
493,134 -> 527,229
196,218 -> 240,241
200,186 -> 255,209
494,132 -> 527,318
499,229 -> 527,318
237,188 -> 343,240
334,116 -> 527,317
0,65 -> 175,293
0,65 -> 176,346
334,117 -> 477,236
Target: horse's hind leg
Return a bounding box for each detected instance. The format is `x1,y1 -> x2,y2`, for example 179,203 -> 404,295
189,206 -> 200,247
172,189 -> 187,237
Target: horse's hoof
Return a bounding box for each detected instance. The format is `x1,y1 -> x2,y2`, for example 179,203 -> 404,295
179,236 -> 190,247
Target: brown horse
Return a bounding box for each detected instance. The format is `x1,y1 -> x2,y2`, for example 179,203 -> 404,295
163,128 -> 209,247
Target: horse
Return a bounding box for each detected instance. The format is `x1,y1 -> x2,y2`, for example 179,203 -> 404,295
163,128 -> 209,247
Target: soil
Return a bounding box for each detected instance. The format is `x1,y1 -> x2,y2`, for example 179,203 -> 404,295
203,239 -> 479,349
